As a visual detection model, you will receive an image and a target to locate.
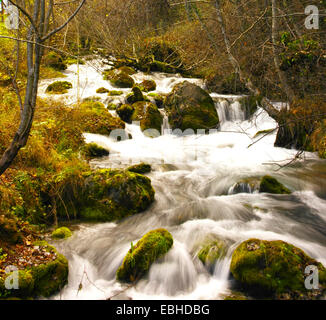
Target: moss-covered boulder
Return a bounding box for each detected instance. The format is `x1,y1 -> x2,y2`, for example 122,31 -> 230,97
164,81 -> 219,131
230,239 -> 326,299
104,69 -> 135,88
75,101 -> 125,135
116,229 -> 173,282
197,239 -> 227,270
126,87 -> 145,105
96,87 -> 109,94
131,101 -> 163,134
80,169 -> 155,221
43,51 -> 67,71
259,176 -> 291,195
139,80 -> 157,92
127,163 -> 151,174
0,241 -> 68,298
51,227 -> 72,239
83,143 -> 110,158
116,66 -> 136,75
46,81 -> 72,94
117,104 -> 135,124
148,93 -> 164,108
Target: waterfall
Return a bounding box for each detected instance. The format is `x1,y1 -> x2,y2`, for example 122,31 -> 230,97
39,58 -> 326,301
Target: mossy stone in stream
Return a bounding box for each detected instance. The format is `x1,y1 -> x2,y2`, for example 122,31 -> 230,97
116,229 -> 173,282
46,81 -> 72,94
230,239 -> 326,299
197,239 -> 227,269
51,227 -> 72,239
126,87 -> 145,105
259,176 -> 291,195
0,241 -> 68,298
127,163 -> 151,174
108,90 -> 123,96
83,143 -> 110,158
164,81 -> 219,131
131,101 -> 163,134
117,104 -> 135,123
148,93 -> 164,108
96,87 -> 110,94
139,80 -> 157,92
80,169 -> 155,222
104,69 -> 135,88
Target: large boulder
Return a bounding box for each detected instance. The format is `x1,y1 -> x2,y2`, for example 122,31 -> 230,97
164,81 -> 219,131
131,101 -> 163,134
230,239 -> 326,299
116,228 -> 173,282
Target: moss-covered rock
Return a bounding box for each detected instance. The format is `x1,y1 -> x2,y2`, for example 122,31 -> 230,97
148,93 -> 164,108
164,81 -> 219,131
0,241 -> 68,298
259,176 -> 291,195
104,69 -> 135,88
230,239 -> 326,299
46,81 -> 72,94
117,104 -> 135,124
139,80 -> 157,92
83,143 -> 110,158
116,229 -> 173,282
51,227 -> 72,239
80,169 -> 155,222
108,90 -> 123,96
131,101 -> 163,134
75,101 -> 125,135
127,163 -> 151,174
197,239 -> 227,271
116,66 -> 136,75
126,87 -> 145,105
107,103 -> 118,110
43,51 -> 67,71
96,87 -> 109,94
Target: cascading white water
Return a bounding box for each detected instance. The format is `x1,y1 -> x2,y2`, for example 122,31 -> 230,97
39,58 -> 326,300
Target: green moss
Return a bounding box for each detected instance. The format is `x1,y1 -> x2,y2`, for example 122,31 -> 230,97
117,104 -> 135,123
131,101 -> 163,134
126,87 -> 145,104
83,143 -> 110,158
116,229 -> 173,282
104,69 -> 135,88
116,66 -> 136,75
230,239 -> 326,299
43,51 -> 67,71
127,163 -> 151,174
197,240 -> 227,268
139,80 -> 157,92
64,57 -> 85,65
0,215 -> 23,244
259,176 -> 291,195
96,87 -> 109,94
51,227 -> 72,239
165,81 -> 219,131
107,103 -> 118,110
0,241 -> 68,298
108,90 -> 123,96
46,81 -> 72,94
148,93 -> 164,108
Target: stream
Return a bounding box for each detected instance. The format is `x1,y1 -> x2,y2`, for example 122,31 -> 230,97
39,58 -> 326,300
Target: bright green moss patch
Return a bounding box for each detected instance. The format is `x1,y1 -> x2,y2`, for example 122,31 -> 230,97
46,81 -> 72,94
51,227 -> 72,239
259,176 -> 291,195
116,228 -> 173,282
127,163 -> 151,174
230,239 -> 326,299
197,239 -> 227,269
83,143 -> 110,158
0,241 -> 68,298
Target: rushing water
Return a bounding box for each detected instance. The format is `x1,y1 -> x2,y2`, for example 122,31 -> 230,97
39,58 -> 326,300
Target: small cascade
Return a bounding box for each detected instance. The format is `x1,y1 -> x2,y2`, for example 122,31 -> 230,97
160,109 -> 171,135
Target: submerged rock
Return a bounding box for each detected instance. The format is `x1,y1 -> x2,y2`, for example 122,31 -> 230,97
51,227 -> 72,239
0,241 -> 68,298
165,81 -> 219,131
259,175 -> 291,195
230,239 -> 326,299
116,228 -> 173,282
